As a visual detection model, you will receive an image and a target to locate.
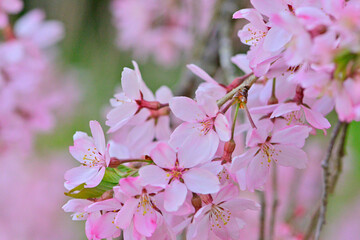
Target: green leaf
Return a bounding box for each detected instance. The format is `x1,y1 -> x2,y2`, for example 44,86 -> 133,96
64,167 -> 135,199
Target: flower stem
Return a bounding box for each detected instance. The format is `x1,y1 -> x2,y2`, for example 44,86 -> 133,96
231,102 -> 240,140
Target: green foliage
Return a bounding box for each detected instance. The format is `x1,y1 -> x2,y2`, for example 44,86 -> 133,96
64,166 -> 132,199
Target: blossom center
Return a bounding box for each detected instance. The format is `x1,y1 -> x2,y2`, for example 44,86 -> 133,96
260,143 -> 279,167
199,118 -> 214,135
137,193 -> 154,216
82,147 -> 105,168
209,205 -> 231,230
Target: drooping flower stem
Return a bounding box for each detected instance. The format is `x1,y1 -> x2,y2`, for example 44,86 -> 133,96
231,102 -> 240,140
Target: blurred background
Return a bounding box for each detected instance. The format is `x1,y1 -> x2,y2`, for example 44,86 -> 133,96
2,0 -> 360,239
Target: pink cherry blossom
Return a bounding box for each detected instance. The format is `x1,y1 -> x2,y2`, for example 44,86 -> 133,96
114,177 -> 162,238
187,185 -> 259,240
139,142 -> 221,212
65,120 -> 110,189
231,119 -> 310,191
169,95 -> 231,160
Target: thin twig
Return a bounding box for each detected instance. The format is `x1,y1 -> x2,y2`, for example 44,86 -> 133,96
329,123 -> 349,193
257,190 -> 266,240
217,74 -> 257,107
269,165 -> 278,240
314,121 -> 346,240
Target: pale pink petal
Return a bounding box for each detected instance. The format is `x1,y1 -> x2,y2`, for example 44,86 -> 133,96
119,177 -> 142,197
139,165 -> 168,187
90,120 -> 106,154
231,54 -> 252,74
64,166 -> 99,187
214,114 -> 231,142
187,64 -> 218,85
246,153 -> 270,191
85,212 -> 102,240
271,102 -> 301,118
302,106 -> 331,129
263,26 -> 292,52
121,68 -> 141,99
155,86 -> 173,103
196,95 -> 218,117
271,125 -> 311,148
155,116 -> 171,140
231,148 -> 258,173
168,122 -> 198,150
115,198 -> 138,229
150,142 -> 176,168
106,102 -> 138,133
250,0 -> 284,16
178,131 -> 219,168
169,97 -> 206,122
222,198 -> 260,216
275,145 -> 307,169
182,168 -> 220,194
164,180 -> 188,212
87,199 -> 122,212
126,119 -> 155,148
96,212 -> 121,239
133,209 -> 157,237
85,167 -> 106,188
62,199 -> 92,213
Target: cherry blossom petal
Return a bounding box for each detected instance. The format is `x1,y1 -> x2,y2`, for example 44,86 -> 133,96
121,68 -> 141,99
169,122 -> 198,150
119,177 -> 142,197
106,102 -> 138,133
139,165 -> 168,187
246,153 -> 270,191
115,198 -> 138,229
87,199 -> 122,212
164,180 -> 187,212
155,86 -> 173,103
64,166 -> 99,187
85,167 -> 106,188
133,209 -> 157,237
182,168 -> 220,194
155,116 -> 171,140
169,97 -> 206,122
214,114 -> 231,142
150,142 -> 176,168
271,125 -> 311,148
178,131 -> 219,168
302,106 -> 331,129
275,145 -> 307,169
89,120 -> 106,154
263,26 -> 292,52
187,64 -> 218,85
271,102 -> 301,118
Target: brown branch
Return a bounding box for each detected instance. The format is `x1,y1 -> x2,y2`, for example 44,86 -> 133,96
108,158 -> 152,168
257,190 -> 266,240
217,74 -> 257,107
314,121 -> 348,240
269,165 -> 278,240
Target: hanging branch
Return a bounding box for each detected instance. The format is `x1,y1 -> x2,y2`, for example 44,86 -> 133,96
314,121 -> 349,240
257,190 -> 266,240
269,165 -> 278,240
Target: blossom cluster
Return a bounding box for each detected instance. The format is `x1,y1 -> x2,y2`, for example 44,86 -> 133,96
63,0 -> 360,239
0,2 -> 74,156
110,0 -> 215,66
